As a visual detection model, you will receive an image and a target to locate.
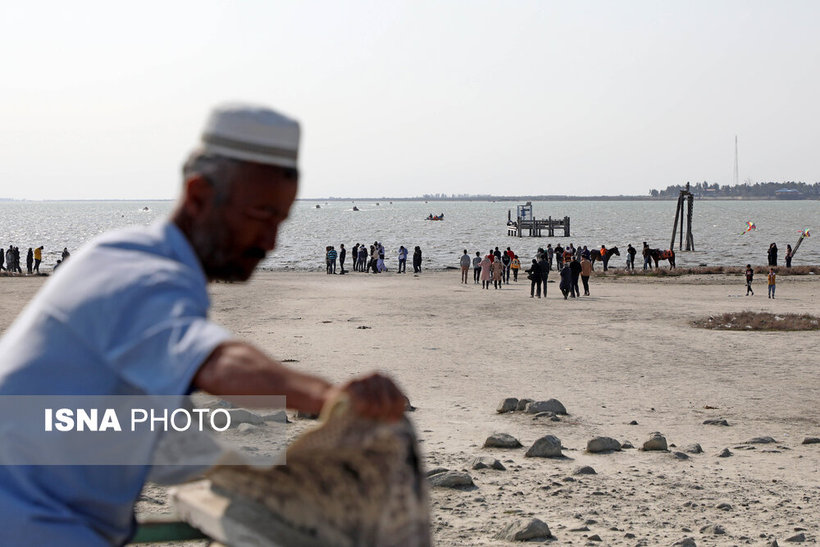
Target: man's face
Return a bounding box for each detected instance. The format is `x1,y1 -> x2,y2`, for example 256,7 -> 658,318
194,163 -> 298,281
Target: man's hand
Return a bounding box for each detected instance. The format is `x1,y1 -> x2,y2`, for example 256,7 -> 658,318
328,373 -> 406,422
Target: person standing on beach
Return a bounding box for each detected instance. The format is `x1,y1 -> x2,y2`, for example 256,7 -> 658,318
326,245 -> 337,274
33,246 -> 43,273
538,254 -> 549,298
745,264 -> 755,296
501,251 -> 511,284
642,242 -> 652,270
526,259 -> 541,297
25,248 -> 33,274
0,103 -> 406,545
559,263 -> 572,299
339,243 -> 346,274
554,243 -> 564,270
580,255 -> 592,295
351,243 -> 359,271
480,254 -> 492,289
511,254 -> 521,282
569,257 -> 582,297
398,245 -> 408,273
767,268 -> 776,298
546,243 -> 554,271
491,255 -> 504,288
785,244 -> 792,268
472,251 -> 481,284
359,244 -> 368,272
459,250 -> 471,284
412,246 -> 422,273
626,244 -> 636,271
767,243 -> 778,266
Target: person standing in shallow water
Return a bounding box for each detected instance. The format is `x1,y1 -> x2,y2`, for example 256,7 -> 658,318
412,246 -> 422,273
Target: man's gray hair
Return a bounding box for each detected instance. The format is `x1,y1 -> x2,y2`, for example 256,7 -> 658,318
182,150 -> 243,204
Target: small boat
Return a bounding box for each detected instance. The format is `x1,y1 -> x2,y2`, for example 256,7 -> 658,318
425,214 -> 445,221
141,207 -> 150,212
315,204 -> 321,209
352,206 -> 359,211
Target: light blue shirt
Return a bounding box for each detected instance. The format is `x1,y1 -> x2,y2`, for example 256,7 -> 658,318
0,221 -> 231,545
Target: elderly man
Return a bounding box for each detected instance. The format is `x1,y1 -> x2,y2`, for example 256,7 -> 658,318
0,103 -> 405,545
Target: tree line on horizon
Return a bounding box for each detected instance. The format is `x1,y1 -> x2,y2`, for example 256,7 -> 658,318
649,181 -> 820,198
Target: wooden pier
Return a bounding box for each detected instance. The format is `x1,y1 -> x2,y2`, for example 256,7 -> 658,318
507,203 -> 570,237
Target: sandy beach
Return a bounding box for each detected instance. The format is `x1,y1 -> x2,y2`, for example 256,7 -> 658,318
1,270 -> 818,545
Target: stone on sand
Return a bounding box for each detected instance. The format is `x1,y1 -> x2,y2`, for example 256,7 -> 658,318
496,518 -> 551,541
746,436 -> 777,444
524,399 -> 567,415
703,418 -> 730,426
429,470 -> 474,488
801,437 -> 820,445
484,433 -> 523,449
497,398 -> 518,413
642,432 -> 668,451
672,538 -> 697,546
717,448 -> 733,458
699,523 -> 726,535
472,456 -> 506,471
515,398 -> 534,411
587,436 -> 621,453
573,465 -> 597,475
525,435 -> 563,458
683,443 -> 703,454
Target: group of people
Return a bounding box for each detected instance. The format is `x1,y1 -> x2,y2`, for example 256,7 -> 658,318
325,242 -> 423,275
461,247 -> 519,289
745,264 -> 778,299
768,242 -> 795,268
459,245 -> 598,300
1,245 -> 51,275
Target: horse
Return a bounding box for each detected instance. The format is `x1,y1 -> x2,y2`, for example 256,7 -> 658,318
589,246 -> 620,271
648,248 -> 676,269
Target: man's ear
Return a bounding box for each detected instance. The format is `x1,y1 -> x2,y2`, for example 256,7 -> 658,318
182,175 -> 214,217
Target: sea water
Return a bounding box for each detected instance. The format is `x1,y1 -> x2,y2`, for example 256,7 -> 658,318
0,200 -> 816,271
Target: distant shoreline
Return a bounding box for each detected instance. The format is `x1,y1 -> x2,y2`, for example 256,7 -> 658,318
299,196 -> 818,202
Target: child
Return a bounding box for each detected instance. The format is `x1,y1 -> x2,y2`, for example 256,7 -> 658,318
511,255 -> 521,282
767,268 -> 776,299
745,264 -> 754,296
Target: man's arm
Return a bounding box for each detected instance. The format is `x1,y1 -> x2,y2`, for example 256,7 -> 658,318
193,341 -> 405,420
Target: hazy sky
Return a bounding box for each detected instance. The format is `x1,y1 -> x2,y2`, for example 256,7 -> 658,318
1,1 -> 818,200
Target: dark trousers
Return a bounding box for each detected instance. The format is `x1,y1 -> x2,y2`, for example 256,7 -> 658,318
413,261 -> 421,273
530,278 -> 542,297
339,258 -> 345,274
581,275 -> 590,295
571,274 -> 580,297
474,267 -> 481,283
513,269 -> 518,281
541,276 -> 549,297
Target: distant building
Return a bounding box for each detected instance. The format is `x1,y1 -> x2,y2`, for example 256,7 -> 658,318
775,188 -> 804,200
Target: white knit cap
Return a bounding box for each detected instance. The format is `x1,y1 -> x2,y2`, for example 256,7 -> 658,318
199,103 -> 300,168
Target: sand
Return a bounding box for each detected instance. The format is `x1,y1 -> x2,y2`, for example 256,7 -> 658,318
1,270 -> 818,545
